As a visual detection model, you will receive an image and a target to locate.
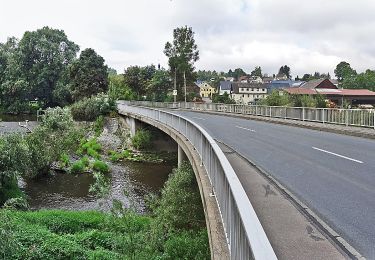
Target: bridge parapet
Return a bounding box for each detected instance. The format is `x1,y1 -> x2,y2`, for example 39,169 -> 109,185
124,100 -> 375,129
118,101 -> 277,260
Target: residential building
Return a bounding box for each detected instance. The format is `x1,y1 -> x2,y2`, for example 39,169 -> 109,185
283,78 -> 375,106
230,82 -> 268,104
198,82 -> 217,98
219,81 -> 232,95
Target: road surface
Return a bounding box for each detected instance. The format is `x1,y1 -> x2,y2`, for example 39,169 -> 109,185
172,110 -> 375,259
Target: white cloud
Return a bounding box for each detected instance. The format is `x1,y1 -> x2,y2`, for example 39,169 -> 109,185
1,0 -> 375,76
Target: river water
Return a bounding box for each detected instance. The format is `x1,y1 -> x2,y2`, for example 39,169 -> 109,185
21,160 -> 175,213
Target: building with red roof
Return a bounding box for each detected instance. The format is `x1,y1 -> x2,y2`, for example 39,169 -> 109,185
283,79 -> 375,107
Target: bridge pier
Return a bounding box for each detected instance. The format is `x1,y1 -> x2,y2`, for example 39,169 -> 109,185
178,144 -> 188,167
125,117 -> 142,136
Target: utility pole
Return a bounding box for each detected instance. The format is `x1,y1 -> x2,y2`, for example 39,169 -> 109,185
184,70 -> 187,103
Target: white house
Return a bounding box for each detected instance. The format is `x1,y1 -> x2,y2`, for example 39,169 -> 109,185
230,82 -> 268,104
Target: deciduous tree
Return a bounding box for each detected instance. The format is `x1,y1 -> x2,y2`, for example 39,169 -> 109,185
69,48 -> 108,101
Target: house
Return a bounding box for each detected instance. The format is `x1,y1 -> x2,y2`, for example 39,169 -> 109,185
275,73 -> 288,80
223,77 -> 235,82
219,81 -> 232,95
230,82 -> 268,104
249,76 -> 263,83
238,75 -> 249,83
283,78 -> 375,106
262,76 -> 274,83
198,82 -> 217,99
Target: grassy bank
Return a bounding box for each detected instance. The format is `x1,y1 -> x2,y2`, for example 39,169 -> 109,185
0,163 -> 210,259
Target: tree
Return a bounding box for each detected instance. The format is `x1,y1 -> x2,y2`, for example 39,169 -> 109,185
278,65 -> 291,79
147,68 -> 172,101
15,27 -> 79,106
334,61 -> 357,82
233,68 -> 247,81
250,66 -> 262,77
341,69 -> 375,91
164,26 -> 199,101
108,74 -> 134,100
69,48 -> 108,101
123,65 -> 156,98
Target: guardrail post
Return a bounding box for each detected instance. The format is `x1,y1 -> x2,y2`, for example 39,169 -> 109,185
322,109 -> 325,124
269,107 -> 272,117
302,107 -> 305,121
346,110 -> 349,126
373,109 -> 375,129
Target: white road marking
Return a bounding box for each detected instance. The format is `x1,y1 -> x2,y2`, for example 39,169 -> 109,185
312,147 -> 363,164
192,116 -> 206,121
235,125 -> 256,132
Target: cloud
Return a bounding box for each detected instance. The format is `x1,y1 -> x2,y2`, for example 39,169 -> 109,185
1,0 -> 374,76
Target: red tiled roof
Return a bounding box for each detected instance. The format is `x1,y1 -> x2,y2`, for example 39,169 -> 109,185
284,87 -> 375,96
340,89 -> 375,96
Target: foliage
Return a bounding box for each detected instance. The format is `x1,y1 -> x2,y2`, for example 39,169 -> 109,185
164,26 -> 199,101
70,160 -> 86,174
69,48 -> 108,101
250,66 -> 262,77
260,90 -> 290,106
0,27 -> 79,112
0,134 -> 30,204
89,172 -> 110,198
0,162 -> 209,259
212,92 -> 236,104
79,138 -> 102,158
341,69 -> 375,91
94,115 -> 104,137
3,197 -> 29,211
123,65 -> 156,98
147,68 -> 172,101
150,163 -> 205,234
92,160 -> 110,174
131,129 -> 152,150
70,93 -> 115,121
334,61 -> 357,82
278,65 -> 291,79
227,68 -> 247,81
108,74 -> 134,101
26,107 -> 83,178
59,153 -> 71,168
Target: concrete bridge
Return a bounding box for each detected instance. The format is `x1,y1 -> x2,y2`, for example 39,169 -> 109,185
118,101 -> 375,260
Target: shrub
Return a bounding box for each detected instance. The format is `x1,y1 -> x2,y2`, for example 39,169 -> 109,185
70,93 -> 115,121
3,197 -> 29,211
94,115 -> 104,137
131,129 -> 152,150
59,153 -> 71,168
92,160 -> 110,174
70,160 -> 85,174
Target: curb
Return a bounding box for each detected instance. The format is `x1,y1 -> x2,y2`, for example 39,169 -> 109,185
216,140 -> 365,260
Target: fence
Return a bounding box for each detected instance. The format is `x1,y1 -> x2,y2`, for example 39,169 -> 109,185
125,101 -> 375,129
117,102 -> 277,260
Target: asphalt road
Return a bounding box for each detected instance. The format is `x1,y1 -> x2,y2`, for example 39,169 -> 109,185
171,110 -> 375,259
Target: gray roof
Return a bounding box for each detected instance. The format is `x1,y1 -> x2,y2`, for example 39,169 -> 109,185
219,81 -> 232,91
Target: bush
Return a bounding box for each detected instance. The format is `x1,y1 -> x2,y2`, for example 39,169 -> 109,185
70,93 -> 115,121
94,115 -> 104,137
131,129 -> 152,150
70,160 -> 86,174
92,160 -> 110,174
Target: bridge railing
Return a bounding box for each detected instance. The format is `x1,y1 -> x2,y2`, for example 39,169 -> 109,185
125,101 -> 375,129
118,102 -> 277,260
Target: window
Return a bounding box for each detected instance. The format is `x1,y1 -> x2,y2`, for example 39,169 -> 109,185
246,88 -> 249,91
248,94 -> 250,97
262,89 -> 265,91
242,94 -> 245,97
251,88 -> 254,91
257,88 -> 259,91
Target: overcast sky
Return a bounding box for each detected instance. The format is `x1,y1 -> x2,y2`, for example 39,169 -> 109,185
1,0 -> 375,77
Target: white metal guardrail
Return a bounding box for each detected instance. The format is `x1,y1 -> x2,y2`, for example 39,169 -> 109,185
125,101 -> 375,129
117,102 -> 277,260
